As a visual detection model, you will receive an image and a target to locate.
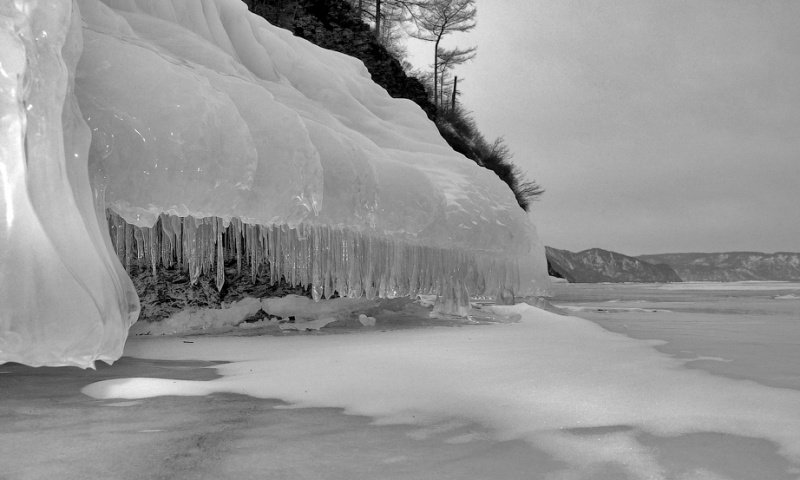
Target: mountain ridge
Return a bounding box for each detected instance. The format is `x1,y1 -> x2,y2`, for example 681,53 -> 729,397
546,247 -> 800,283
545,247 -> 682,283
637,251 -> 800,281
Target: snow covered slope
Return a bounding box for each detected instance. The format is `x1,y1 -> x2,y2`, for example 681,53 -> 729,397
0,0 -> 549,367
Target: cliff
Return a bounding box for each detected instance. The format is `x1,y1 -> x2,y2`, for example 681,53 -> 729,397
546,247 -> 682,283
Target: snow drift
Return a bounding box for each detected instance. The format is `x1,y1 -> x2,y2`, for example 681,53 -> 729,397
0,0 -> 549,367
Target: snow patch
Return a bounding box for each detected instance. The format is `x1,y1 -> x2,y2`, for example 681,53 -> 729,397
129,298 -> 262,336
774,294 -> 800,300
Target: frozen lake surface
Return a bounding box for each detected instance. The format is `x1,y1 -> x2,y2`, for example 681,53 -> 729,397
2,281 -> 800,480
551,281 -> 800,391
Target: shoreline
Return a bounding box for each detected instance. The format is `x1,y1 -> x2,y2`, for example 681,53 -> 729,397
4,288 -> 800,479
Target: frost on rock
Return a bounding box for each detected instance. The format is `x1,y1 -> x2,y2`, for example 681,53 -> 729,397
1,0 -> 549,368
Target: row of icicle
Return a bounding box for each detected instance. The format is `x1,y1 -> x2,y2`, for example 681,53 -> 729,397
106,211 -> 519,309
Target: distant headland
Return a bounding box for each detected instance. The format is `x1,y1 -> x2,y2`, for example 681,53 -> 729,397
547,248 -> 800,283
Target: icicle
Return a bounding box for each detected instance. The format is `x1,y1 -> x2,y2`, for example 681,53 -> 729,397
170,216 -> 181,271
140,226 -> 150,269
197,221 -> 206,277
304,225 -> 312,286
322,227 -> 334,299
258,225 -> 266,280
345,230 -> 360,298
462,250 -> 476,296
180,217 -> 187,272
363,236 -> 375,300
381,238 -> 391,297
232,218 -> 242,276
244,223 -> 252,282
199,218 -> 211,277
160,213 -> 174,269
197,220 -> 206,277
297,225 -> 309,287
332,229 -> 347,297
184,216 -> 199,284
434,249 -> 445,296
310,225 -> 322,301
316,225 -> 326,297
207,217 -> 215,276
279,224 -> 290,285
272,224 -> 281,283
114,213 -> 125,265
421,246 -> 430,294
288,226 -> 297,286
377,237 -> 389,298
266,224 -> 276,285
388,239 -> 400,297
149,224 -> 158,276
261,225 -> 269,276
331,228 -> 341,296
294,226 -> 302,286
216,217 -> 225,291
101,210 -> 525,315
122,222 -> 132,272
132,227 -> 145,270
392,239 -> 404,297
408,245 -> 420,298
247,223 -> 258,283
208,218 -> 217,275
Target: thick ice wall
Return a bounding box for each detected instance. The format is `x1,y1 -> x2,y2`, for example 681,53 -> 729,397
1,0 -> 549,367
77,1 -> 322,227
1,0 -> 138,367
81,0 -> 546,255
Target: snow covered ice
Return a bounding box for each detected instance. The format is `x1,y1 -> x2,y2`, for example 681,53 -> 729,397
81,284 -> 800,480
0,0 -> 548,367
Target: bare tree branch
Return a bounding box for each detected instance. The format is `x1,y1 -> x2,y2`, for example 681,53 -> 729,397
407,0 -> 476,107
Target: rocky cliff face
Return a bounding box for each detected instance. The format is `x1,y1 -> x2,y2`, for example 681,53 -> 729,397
545,247 -> 682,283
638,252 -> 800,281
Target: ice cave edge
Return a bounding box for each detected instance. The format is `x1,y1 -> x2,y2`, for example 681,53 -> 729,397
0,0 -> 549,368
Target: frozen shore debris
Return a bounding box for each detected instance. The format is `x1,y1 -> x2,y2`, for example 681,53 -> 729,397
128,293 -> 540,336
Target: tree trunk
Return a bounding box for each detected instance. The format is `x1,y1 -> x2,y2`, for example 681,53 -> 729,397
451,76 -> 458,110
439,69 -> 446,109
375,0 -> 382,40
433,38 -> 440,108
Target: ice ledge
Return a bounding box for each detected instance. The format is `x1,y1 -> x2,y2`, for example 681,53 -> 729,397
107,211 -> 544,316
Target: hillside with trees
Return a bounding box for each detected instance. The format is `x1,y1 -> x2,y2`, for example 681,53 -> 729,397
248,0 -> 544,210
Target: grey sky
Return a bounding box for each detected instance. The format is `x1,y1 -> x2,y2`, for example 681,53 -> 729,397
408,0 -> 800,255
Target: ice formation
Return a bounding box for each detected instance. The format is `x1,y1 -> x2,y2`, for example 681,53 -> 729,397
1,0 -> 549,367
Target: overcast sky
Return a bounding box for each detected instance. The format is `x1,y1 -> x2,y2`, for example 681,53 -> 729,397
407,0 -> 800,255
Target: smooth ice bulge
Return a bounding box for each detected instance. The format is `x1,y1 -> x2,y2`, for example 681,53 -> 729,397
1,0 -> 549,367
0,0 -> 139,367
